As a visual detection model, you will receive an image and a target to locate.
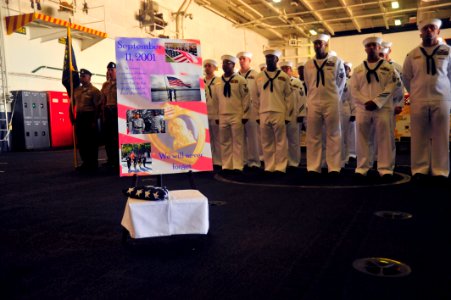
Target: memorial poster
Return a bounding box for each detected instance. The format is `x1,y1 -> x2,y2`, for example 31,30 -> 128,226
115,38 -> 212,176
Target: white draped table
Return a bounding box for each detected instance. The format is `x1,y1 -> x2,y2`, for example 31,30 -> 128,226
121,189 -> 209,239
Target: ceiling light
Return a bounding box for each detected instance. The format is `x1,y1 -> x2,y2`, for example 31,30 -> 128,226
273,0 -> 282,3
309,29 -> 317,35
391,1 -> 399,9
394,19 -> 402,26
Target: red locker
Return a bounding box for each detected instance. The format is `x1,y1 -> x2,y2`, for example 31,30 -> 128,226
47,91 -> 74,148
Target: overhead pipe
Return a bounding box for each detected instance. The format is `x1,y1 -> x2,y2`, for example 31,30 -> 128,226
378,0 -> 390,29
175,0 -> 189,38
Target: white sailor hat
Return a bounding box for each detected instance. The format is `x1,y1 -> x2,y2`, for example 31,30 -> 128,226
344,62 -> 352,69
236,51 -> 253,59
203,59 -> 218,67
362,36 -> 382,46
312,34 -> 330,43
263,49 -> 282,58
381,41 -> 392,48
418,18 -> 442,30
328,50 -> 337,57
221,54 -> 237,64
259,63 -> 267,69
280,61 -> 293,68
296,62 -> 305,68
380,47 -> 390,54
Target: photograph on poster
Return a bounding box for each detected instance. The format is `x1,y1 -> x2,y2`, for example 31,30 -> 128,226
121,143 -> 152,173
150,75 -> 201,102
126,109 -> 166,134
165,42 -> 199,63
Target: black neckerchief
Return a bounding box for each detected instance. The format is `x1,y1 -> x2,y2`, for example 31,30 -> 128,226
206,77 -> 216,98
419,45 -> 441,76
222,75 -> 235,98
303,82 -> 308,96
363,60 -> 384,84
241,70 -> 252,79
263,70 -> 281,92
313,59 -> 328,87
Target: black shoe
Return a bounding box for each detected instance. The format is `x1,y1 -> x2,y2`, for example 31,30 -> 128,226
380,173 -> 394,183
412,173 -> 427,182
328,171 -> 340,177
308,171 -> 321,177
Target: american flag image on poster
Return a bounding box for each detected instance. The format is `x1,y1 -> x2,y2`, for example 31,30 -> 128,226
165,49 -> 199,63
167,76 -> 192,88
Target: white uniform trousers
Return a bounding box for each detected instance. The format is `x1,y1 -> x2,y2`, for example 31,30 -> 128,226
208,119 -> 221,166
260,112 -> 288,172
219,114 -> 244,170
306,103 -> 342,173
410,100 -> 450,177
286,121 -> 301,167
340,114 -> 356,166
243,120 -> 262,167
355,108 -> 395,176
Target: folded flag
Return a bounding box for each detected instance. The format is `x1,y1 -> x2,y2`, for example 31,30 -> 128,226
123,185 -> 169,201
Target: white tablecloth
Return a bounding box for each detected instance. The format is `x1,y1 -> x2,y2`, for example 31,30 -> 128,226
121,189 -> 209,238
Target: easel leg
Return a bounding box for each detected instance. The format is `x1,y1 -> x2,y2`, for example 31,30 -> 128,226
187,170 -> 196,189
157,174 -> 163,187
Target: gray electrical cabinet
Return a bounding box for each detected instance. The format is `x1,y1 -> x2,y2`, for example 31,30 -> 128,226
11,91 -> 50,150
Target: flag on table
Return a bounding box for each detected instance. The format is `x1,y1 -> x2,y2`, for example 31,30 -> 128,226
62,26 -> 80,97
165,48 -> 198,63
167,76 -> 192,88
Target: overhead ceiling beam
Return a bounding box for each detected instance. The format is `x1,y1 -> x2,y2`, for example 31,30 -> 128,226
378,0 -> 390,29
338,0 -> 361,32
231,0 -> 284,39
297,0 -> 335,35
257,0 -> 309,38
257,4 -> 451,28
235,0 -> 396,28
194,0 -> 239,24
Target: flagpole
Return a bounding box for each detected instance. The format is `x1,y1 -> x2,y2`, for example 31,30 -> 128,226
68,23 -> 78,168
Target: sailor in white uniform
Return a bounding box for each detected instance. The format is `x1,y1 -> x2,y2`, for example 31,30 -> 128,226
212,55 -> 250,172
237,51 -> 262,168
403,18 -> 451,179
255,49 -> 292,173
351,37 -> 401,178
380,41 -> 406,164
304,34 -> 346,175
280,61 -> 307,168
340,62 -> 356,166
203,59 -> 221,167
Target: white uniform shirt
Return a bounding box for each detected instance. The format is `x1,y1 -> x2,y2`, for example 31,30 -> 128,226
402,43 -> 451,101
351,59 -> 401,110
239,69 -> 259,120
304,55 -> 346,105
341,78 -> 355,116
388,60 -> 405,106
290,77 -> 307,118
212,73 -> 250,118
255,69 -> 292,120
204,76 -> 220,119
